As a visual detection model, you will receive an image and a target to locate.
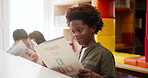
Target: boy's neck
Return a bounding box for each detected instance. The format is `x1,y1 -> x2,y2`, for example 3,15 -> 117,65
82,41 -> 96,48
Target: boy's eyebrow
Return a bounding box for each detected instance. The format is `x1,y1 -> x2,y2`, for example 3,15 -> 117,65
73,27 -> 83,30
75,25 -> 84,28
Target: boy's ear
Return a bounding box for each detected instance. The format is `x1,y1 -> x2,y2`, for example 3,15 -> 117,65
91,25 -> 97,33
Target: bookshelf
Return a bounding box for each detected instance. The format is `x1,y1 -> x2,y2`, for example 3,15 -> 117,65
52,0 -> 146,55
53,0 -> 91,28
115,0 -> 146,55
115,0 -> 130,9
53,1 -> 91,30
49,0 -> 91,38
134,0 -> 146,55
115,0 -> 134,53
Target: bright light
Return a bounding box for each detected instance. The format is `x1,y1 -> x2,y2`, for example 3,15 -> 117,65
9,0 -> 44,46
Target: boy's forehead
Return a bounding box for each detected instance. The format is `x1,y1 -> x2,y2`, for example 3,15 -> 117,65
69,20 -> 84,26
69,24 -> 89,31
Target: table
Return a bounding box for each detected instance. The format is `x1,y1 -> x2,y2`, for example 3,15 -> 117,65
0,52 -> 71,78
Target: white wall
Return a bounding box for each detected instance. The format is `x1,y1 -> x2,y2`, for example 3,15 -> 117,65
43,0 -> 56,40
0,0 -> 3,51
0,0 -> 47,52
0,0 -> 9,52
9,0 -> 44,45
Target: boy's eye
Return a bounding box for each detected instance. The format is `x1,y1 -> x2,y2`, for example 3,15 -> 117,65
71,28 -> 83,35
71,30 -> 75,34
77,29 -> 82,32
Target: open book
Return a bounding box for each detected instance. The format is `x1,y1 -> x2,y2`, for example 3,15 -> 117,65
34,37 -> 83,76
8,40 -> 32,60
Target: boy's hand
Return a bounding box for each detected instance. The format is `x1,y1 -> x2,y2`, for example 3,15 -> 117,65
25,49 -> 39,62
77,69 -> 104,78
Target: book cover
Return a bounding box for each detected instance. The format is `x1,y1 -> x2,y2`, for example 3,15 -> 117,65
35,37 -> 83,76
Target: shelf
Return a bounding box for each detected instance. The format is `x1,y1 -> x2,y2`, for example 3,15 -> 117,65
136,8 -> 146,11
116,46 -> 134,51
115,43 -> 134,53
116,63 -> 148,78
135,44 -> 143,48
115,8 -> 132,12
135,0 -> 146,11
115,44 -> 143,49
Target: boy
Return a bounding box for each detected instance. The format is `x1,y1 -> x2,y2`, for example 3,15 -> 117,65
7,29 -> 31,52
66,4 -> 116,78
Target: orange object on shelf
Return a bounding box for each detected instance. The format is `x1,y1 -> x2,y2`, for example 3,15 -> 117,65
137,57 -> 148,68
124,56 -> 143,66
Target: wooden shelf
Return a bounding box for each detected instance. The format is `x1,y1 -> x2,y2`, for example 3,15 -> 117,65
116,46 -> 134,51
115,8 -> 132,12
135,0 -> 146,11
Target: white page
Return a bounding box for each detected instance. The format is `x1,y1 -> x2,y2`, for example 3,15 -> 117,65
8,40 -> 31,60
35,37 -> 83,76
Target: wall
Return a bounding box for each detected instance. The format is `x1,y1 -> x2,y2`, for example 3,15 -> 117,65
0,0 -> 3,51
0,0 -> 9,52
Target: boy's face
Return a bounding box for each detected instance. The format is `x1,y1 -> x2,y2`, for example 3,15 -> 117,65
69,20 -> 96,47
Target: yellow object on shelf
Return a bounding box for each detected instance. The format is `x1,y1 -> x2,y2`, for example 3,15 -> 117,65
112,52 -> 140,64
95,35 -> 115,51
95,18 -> 115,51
98,18 -> 115,36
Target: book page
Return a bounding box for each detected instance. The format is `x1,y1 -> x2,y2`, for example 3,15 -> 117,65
8,40 -> 31,60
35,37 -> 83,76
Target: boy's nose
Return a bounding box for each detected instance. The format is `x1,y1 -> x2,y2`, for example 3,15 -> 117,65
74,32 -> 79,37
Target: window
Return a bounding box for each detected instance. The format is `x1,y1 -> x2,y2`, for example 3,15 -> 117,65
9,0 -> 44,47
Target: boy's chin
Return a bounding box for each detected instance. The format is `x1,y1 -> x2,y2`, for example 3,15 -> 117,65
77,42 -> 83,46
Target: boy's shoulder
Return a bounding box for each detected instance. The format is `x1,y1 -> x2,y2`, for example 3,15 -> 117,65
88,42 -> 111,54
